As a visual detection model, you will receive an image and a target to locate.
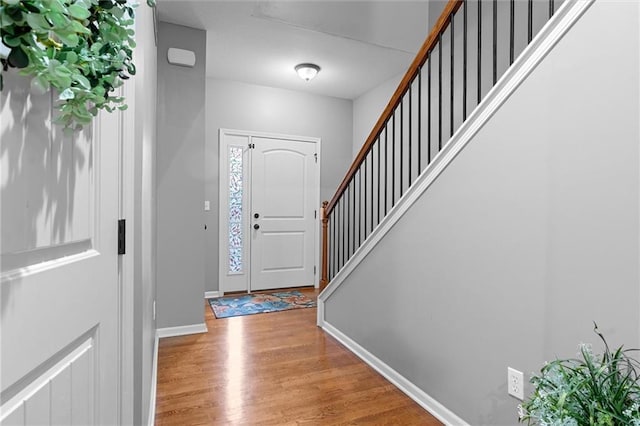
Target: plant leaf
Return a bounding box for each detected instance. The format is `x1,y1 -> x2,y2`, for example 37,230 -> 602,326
48,0 -> 66,13
22,3 -> 41,13
65,51 -> 78,64
53,64 -> 72,78
5,6 -> 23,21
2,34 -> 22,48
47,11 -> 70,28
75,74 -> 91,89
7,46 -> 28,68
54,31 -> 79,47
99,0 -> 115,9
59,88 -> 75,100
70,20 -> 92,35
26,13 -> 50,31
68,4 -> 91,20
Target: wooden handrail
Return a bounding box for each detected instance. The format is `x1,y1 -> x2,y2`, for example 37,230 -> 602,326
326,0 -> 463,214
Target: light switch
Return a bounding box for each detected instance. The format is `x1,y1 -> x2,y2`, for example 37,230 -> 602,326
204,201 -> 210,211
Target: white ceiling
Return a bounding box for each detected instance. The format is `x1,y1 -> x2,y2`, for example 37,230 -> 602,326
156,1 -> 431,100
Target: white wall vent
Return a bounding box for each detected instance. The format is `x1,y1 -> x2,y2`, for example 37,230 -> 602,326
167,48 -> 196,68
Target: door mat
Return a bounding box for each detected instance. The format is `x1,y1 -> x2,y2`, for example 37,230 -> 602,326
208,291 -> 316,319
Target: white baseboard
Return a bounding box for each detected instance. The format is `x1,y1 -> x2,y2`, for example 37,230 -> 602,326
147,332 -> 159,426
322,322 -> 469,426
157,323 -> 208,339
204,291 -> 220,299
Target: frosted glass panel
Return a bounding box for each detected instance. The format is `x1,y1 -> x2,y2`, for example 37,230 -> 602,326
228,146 -> 243,273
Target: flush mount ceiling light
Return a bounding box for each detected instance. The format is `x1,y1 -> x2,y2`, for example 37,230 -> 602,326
295,63 -> 321,81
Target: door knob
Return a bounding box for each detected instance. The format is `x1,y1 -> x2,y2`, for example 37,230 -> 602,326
254,213 -> 260,219
253,224 -> 260,230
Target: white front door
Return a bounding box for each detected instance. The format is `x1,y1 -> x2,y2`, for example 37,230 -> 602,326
219,130 -> 320,294
250,137 -> 316,291
1,73 -> 121,425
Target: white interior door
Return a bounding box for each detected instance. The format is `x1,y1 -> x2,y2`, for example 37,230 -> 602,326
250,137 -> 317,291
1,74 -> 121,425
219,130 -> 319,294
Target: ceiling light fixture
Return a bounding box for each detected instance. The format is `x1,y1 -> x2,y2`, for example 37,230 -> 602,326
295,63 -> 321,81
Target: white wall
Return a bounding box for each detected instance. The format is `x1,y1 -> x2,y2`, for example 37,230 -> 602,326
156,22 -> 206,328
324,1 -> 640,424
205,78 -> 353,292
352,73 -> 403,158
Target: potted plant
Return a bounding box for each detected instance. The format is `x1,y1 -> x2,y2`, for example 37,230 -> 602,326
520,324 -> 640,426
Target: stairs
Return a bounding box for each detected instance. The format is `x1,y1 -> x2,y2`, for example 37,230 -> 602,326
316,0 -> 640,423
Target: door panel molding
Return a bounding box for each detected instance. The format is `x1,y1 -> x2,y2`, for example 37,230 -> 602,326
0,240 -> 94,274
0,332 -> 95,422
0,249 -> 99,284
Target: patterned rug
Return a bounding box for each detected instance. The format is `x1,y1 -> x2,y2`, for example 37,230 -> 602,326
208,290 -> 316,319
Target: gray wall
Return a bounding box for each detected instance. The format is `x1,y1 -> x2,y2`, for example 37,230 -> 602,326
324,1 -> 640,424
352,73 -> 403,158
205,78 -> 353,292
133,6 -> 157,425
156,22 -> 206,328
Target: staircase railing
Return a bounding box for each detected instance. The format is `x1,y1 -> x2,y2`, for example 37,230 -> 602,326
320,0 -> 561,289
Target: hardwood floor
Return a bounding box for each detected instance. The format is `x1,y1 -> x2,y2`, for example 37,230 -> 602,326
155,288 -> 442,425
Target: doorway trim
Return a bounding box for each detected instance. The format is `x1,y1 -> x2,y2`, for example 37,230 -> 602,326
218,128 -> 321,295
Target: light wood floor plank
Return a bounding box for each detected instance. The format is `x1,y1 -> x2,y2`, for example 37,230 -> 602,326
155,288 -> 442,425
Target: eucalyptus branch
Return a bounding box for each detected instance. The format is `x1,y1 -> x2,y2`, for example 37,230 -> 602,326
1,0 -> 155,129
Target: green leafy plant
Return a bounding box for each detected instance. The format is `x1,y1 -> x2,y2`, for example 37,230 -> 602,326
520,324 -> 640,426
0,0 -> 155,129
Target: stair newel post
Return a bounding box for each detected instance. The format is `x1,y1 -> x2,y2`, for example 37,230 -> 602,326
320,201 -> 329,290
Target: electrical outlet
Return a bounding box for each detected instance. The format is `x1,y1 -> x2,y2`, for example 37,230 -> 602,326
508,367 -> 524,400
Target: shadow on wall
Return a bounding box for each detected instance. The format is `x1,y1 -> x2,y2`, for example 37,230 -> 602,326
1,70 -> 89,315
